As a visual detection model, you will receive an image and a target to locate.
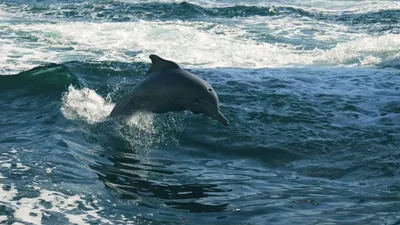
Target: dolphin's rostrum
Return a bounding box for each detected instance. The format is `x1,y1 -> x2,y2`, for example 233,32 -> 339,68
109,55 -> 229,125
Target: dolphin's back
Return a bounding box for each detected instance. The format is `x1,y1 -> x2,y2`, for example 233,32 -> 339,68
109,69 -> 189,117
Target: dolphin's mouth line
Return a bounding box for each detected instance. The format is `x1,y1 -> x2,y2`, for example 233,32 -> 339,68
211,110 -> 229,126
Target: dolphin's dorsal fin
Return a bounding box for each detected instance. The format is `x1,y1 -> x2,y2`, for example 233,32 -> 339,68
146,54 -> 180,75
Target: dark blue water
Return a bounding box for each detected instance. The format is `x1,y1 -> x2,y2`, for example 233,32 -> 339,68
0,0 -> 400,224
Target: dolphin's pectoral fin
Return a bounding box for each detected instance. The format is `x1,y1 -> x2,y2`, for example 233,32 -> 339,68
146,55 -> 181,75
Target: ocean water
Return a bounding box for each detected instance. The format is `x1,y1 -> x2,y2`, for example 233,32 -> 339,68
0,0 -> 400,224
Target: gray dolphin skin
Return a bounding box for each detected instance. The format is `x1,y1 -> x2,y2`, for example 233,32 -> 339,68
109,54 -> 229,125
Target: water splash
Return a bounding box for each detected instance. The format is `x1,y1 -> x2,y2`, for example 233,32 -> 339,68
112,112 -> 184,151
61,85 -> 183,150
61,85 -> 114,124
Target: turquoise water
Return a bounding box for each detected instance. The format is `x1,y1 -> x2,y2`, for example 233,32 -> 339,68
0,0 -> 400,224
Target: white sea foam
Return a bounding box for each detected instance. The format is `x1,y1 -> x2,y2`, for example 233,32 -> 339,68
1,2 -> 400,74
313,34 -> 400,66
0,184 -> 18,202
239,16 -> 367,44
1,18 -> 399,73
1,187 -> 114,225
0,147 -> 118,224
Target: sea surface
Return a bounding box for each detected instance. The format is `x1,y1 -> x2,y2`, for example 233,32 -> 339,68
0,0 -> 400,224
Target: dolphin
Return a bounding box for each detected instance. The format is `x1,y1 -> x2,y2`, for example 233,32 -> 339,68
109,54 -> 229,125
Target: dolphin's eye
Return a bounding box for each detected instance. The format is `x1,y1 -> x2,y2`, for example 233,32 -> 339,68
194,98 -> 201,103
208,88 -> 213,92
